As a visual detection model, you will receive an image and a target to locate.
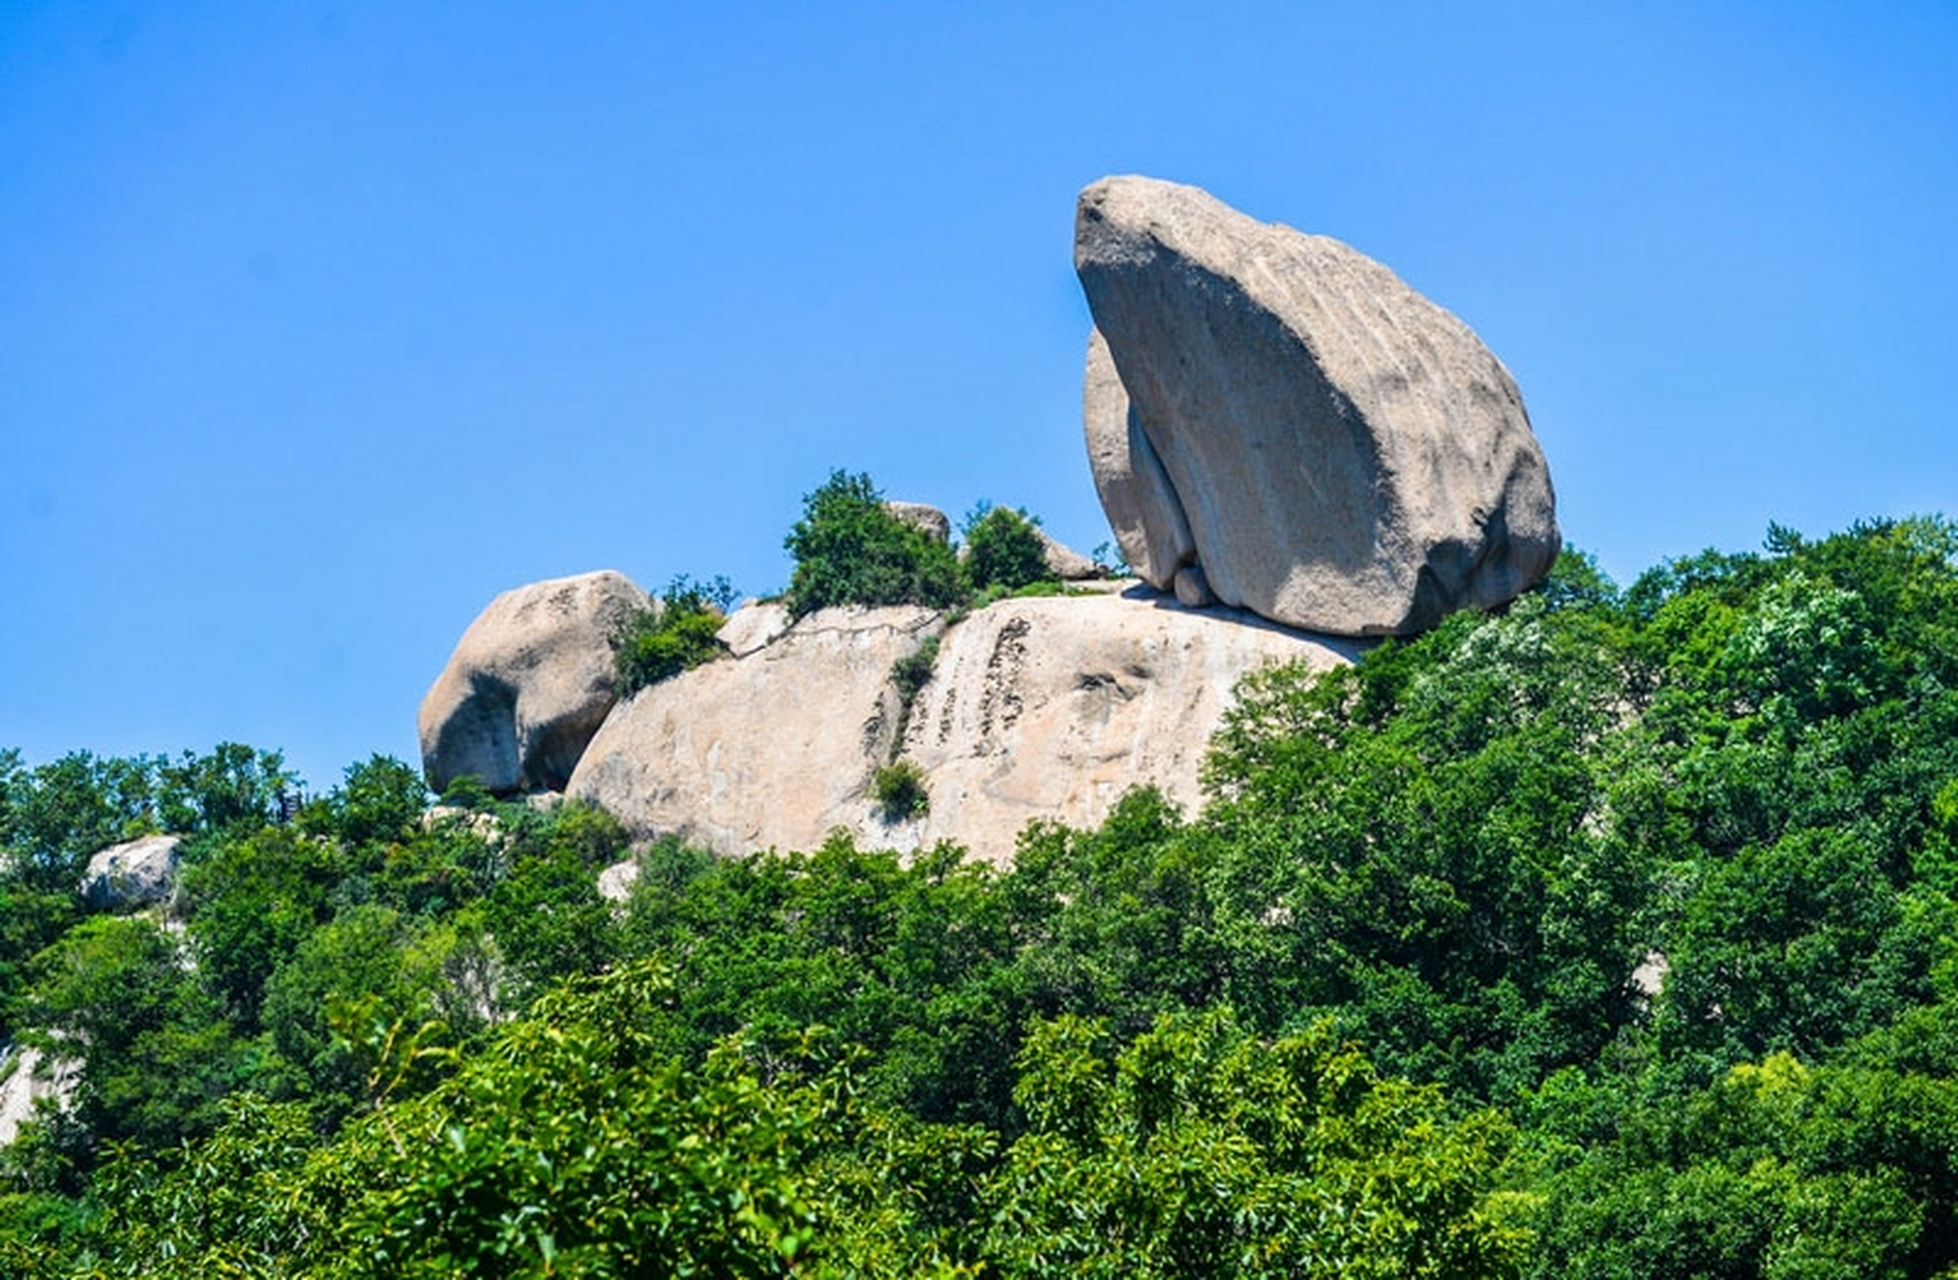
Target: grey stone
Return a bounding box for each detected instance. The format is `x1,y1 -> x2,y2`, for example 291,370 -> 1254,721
885,501 -> 952,543
419,571 -> 650,795
1076,175 -> 1561,636
80,834 -> 182,912
715,600 -> 794,659
1036,527 -> 1102,581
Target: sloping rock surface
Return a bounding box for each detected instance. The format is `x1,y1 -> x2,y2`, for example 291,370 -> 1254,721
899,592 -> 1353,856
420,571 -> 649,795
80,834 -> 182,912
1077,175 -> 1560,636
569,605 -> 941,855
567,593 -> 1353,863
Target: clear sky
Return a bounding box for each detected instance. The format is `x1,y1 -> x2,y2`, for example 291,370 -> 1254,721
3,3 -> 1954,791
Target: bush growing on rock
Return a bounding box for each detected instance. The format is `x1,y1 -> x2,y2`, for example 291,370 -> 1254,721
613,575 -> 737,695
784,471 -> 964,616
872,760 -> 930,822
962,502 -> 1053,595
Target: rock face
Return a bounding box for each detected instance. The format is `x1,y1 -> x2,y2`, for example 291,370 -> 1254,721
569,606 -> 942,856
420,571 -> 649,795
1076,175 -> 1561,636
567,594 -> 1353,863
80,834 -> 183,912
898,593 -> 1353,856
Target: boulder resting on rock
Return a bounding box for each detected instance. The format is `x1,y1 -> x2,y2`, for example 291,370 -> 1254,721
1077,174 -> 1560,636
419,571 -> 649,795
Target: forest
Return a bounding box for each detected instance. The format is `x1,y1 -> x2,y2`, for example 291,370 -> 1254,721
5,512 -> 1958,1277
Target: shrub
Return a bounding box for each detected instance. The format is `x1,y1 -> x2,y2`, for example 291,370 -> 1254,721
614,576 -> 737,695
961,503 -> 1052,595
872,760 -> 930,822
784,472 -> 964,617
890,636 -> 941,708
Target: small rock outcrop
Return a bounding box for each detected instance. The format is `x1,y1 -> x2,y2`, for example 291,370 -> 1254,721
1036,527 -> 1102,580
885,501 -> 952,543
80,834 -> 182,912
567,594 -> 1352,863
419,571 -> 649,795
1076,175 -> 1560,636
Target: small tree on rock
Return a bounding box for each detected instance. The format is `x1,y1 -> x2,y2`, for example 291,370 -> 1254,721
784,471 -> 964,616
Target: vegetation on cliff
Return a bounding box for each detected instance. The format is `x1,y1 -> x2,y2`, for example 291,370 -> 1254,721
4,516 -> 1958,1275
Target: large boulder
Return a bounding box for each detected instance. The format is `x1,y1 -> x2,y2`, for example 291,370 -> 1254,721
1076,175 -> 1561,636
567,593 -> 1353,864
80,834 -> 182,912
419,571 -> 650,795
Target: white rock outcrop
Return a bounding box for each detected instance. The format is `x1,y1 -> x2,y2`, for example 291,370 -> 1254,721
1076,175 -> 1561,636
419,571 -> 650,795
567,594 -> 1353,863
0,1045 -> 80,1146
80,834 -> 183,913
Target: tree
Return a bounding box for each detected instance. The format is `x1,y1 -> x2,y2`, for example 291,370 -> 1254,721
784,470 -> 964,616
613,574 -> 738,694
962,502 -> 1053,595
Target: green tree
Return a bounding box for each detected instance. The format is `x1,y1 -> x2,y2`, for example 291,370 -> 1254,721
613,574 -> 738,694
983,1009 -> 1533,1278
784,470 -> 964,616
962,502 -> 1053,595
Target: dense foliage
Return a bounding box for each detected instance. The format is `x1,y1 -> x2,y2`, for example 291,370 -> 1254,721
784,470 -> 967,616
961,503 -> 1051,595
5,516 -> 1958,1275
612,574 -> 739,695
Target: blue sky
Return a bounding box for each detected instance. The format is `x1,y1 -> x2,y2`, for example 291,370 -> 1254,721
3,3 -> 1954,791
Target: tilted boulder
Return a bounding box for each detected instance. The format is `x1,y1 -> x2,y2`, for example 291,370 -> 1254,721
1035,527 -> 1102,581
80,834 -> 182,912
1077,175 -> 1561,636
567,592 -> 1352,864
419,571 -> 649,795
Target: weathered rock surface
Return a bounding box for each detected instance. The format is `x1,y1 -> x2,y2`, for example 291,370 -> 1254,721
900,592 -> 1353,856
420,571 -> 649,795
1084,327 -> 1197,588
567,593 -> 1354,863
80,834 -> 182,912
1077,175 -> 1560,636
569,606 -> 943,856
1036,527 -> 1102,580
716,600 -> 793,658
885,501 -> 952,543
